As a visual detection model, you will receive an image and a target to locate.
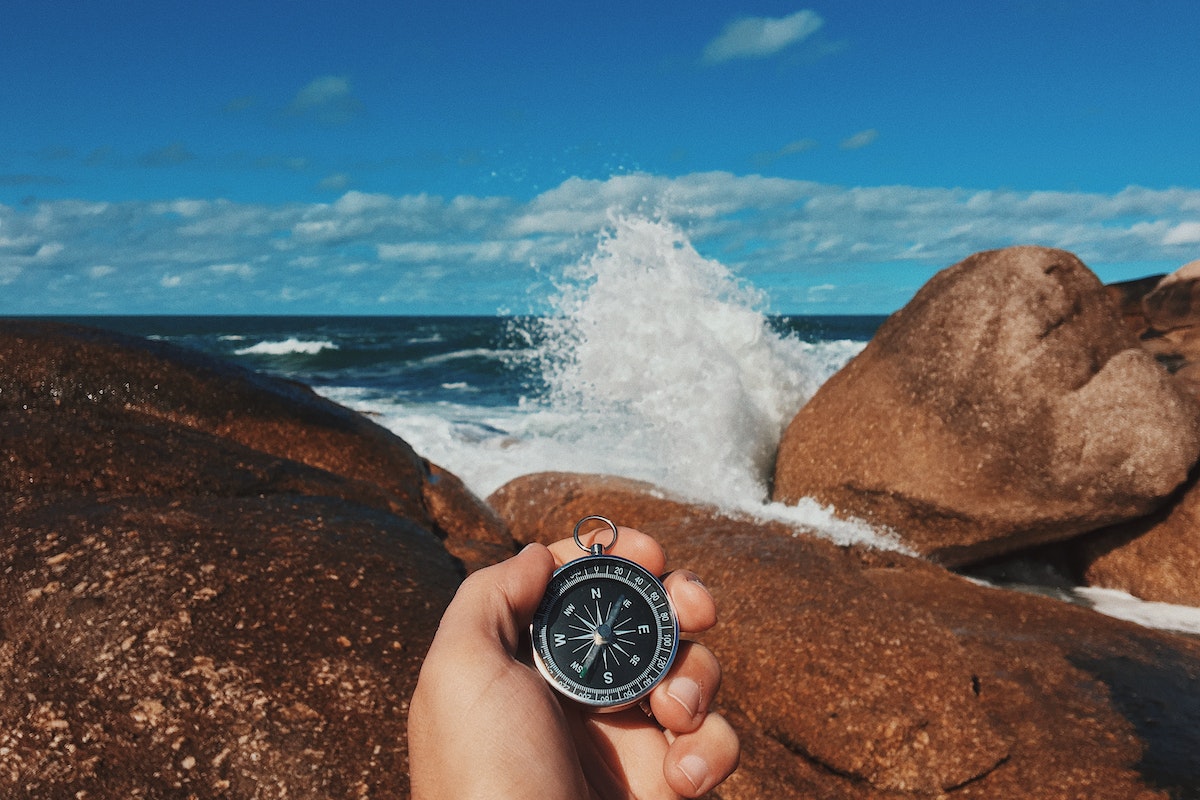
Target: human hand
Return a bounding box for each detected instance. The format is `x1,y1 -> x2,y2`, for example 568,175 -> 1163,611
407,525 -> 739,799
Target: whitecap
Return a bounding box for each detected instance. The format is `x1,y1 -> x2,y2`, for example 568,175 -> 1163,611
234,338 -> 338,356
419,347 -> 506,366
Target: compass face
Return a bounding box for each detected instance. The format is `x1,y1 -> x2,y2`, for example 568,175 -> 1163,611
531,554 -> 679,710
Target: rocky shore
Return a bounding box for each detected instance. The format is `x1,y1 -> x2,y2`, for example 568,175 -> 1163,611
3,246 -> 1200,798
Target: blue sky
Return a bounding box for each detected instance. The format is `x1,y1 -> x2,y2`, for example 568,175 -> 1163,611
3,1 -> 1200,315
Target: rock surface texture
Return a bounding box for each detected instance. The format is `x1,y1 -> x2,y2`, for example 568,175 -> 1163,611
772,246 -> 1200,566
0,322 -> 510,797
490,471 -> 1200,800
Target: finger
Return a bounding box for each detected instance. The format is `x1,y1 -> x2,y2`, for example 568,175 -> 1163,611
576,710 -> 677,800
662,570 -> 717,633
648,642 -> 721,735
664,712 -> 740,798
438,542 -> 557,655
547,524 -> 666,575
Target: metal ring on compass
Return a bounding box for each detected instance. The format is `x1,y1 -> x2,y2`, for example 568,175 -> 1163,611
572,515 -> 619,556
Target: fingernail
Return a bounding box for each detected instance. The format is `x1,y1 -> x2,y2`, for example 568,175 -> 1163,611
676,753 -> 710,793
667,676 -> 702,719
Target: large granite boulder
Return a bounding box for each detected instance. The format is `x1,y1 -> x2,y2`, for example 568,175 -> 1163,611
0,320 -> 512,570
0,321 -> 511,797
772,246 -> 1200,566
490,471 -> 1200,799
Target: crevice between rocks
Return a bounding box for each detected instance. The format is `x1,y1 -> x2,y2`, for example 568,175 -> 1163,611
759,720 -> 1010,796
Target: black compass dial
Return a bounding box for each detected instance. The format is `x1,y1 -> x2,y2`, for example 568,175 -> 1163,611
531,553 -> 678,710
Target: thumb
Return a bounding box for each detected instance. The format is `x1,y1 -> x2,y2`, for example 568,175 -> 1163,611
440,542 -> 557,655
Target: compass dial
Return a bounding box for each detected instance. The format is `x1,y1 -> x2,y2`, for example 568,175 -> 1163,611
531,553 -> 679,710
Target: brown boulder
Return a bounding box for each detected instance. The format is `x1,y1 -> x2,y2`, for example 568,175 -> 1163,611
0,320 -> 512,570
1144,260 -> 1200,335
772,246 -> 1200,566
421,462 -> 515,572
0,321 -> 510,796
0,319 -> 422,515
490,472 -> 1200,799
1105,273 -> 1166,339
1131,260 -> 1200,398
1076,474 -> 1200,607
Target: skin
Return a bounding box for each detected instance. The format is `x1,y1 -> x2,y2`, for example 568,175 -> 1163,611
408,526 -> 740,799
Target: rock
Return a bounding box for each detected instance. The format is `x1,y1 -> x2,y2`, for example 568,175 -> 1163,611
1076,474 -> 1200,607
1105,273 -> 1166,339
1066,264 -> 1200,606
0,321 -> 510,796
490,472 -> 1200,799
1144,260 -> 1200,335
772,246 -> 1200,566
1132,260 -> 1200,398
0,320 -> 513,568
1,496 -> 458,798
421,462 -> 514,573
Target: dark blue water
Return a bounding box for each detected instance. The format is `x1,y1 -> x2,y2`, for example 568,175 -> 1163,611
38,315 -> 885,408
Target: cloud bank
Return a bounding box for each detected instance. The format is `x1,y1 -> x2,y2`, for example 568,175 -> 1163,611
2,173 -> 1199,315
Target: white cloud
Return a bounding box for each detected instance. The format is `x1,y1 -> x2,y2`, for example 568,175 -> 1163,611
35,242 -> 64,259
806,283 -> 836,300
209,262 -> 255,279
319,172 -> 352,192
703,10 -> 824,63
291,76 -> 351,109
839,129 -> 879,150
1163,221 -> 1200,246
287,75 -> 363,125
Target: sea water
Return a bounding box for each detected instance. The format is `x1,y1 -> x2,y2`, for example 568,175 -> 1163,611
46,216 -> 1200,635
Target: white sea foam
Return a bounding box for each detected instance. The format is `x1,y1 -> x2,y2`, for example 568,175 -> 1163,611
522,215 -> 841,506
234,337 -> 338,356
328,215 -> 901,549
1075,586 -> 1200,636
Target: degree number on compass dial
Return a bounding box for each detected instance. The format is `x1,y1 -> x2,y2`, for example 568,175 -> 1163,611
531,554 -> 679,710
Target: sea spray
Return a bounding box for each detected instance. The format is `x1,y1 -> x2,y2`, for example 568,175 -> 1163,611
515,215 -> 831,508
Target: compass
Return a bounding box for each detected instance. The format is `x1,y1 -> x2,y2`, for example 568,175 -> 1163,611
530,516 -> 679,711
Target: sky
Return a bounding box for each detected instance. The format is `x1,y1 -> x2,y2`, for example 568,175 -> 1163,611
3,0 -> 1200,315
